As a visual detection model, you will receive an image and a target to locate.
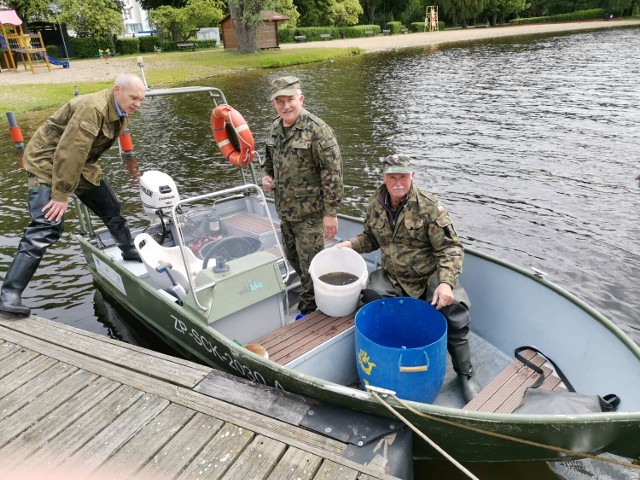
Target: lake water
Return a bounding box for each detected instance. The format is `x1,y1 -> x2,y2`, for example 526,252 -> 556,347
1,26 -> 639,479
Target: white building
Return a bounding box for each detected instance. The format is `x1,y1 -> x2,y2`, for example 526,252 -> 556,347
121,0 -> 153,35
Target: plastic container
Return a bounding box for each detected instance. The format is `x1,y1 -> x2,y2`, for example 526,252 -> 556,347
309,247 -> 368,317
355,297 -> 447,403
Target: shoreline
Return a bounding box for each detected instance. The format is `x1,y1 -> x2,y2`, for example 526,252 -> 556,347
0,18 -> 638,87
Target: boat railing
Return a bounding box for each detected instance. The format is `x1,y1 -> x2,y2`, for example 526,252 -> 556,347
170,183 -> 289,312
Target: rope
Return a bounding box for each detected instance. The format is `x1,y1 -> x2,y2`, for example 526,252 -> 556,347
371,391 -> 480,480
374,391 -> 640,470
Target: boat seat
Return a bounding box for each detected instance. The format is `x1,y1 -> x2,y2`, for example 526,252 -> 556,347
463,348 -> 567,413
134,232 -> 201,293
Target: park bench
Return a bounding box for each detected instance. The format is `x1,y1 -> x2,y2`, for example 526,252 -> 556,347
382,29 -> 391,35
365,30 -> 374,36
294,35 -> 306,43
400,28 -> 409,34
176,42 -> 195,51
320,34 -> 332,41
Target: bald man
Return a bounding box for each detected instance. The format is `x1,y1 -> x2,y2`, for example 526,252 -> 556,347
1,73 -> 147,317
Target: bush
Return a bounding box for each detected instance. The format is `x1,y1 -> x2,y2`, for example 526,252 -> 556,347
116,38 -> 139,55
45,44 -> 59,58
138,35 -> 161,53
510,8 -> 605,24
386,21 -> 403,34
69,37 -> 113,58
278,25 -> 383,43
410,21 -> 445,31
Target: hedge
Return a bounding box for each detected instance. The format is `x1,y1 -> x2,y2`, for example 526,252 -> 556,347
510,8 -> 605,24
279,24 -> 382,43
410,21 -> 445,32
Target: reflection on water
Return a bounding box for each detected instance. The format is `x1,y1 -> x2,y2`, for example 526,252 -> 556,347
1,26 -> 639,480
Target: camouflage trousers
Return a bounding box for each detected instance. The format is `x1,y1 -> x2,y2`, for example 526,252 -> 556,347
362,268 -> 472,344
280,217 -> 325,313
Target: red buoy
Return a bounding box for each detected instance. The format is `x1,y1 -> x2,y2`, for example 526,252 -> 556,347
119,129 -> 134,154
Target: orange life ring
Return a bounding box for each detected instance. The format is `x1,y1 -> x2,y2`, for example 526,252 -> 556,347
211,105 -> 255,168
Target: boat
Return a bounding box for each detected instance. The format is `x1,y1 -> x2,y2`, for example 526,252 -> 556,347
73,84 -> 640,466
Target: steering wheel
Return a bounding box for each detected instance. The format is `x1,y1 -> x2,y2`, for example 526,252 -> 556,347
201,236 -> 263,269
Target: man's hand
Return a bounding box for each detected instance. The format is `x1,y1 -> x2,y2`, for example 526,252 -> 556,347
42,199 -> 68,223
431,282 -> 454,310
335,240 -> 352,249
323,215 -> 338,241
261,175 -> 274,192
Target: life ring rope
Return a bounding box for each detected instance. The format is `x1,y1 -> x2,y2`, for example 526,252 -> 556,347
211,105 -> 255,168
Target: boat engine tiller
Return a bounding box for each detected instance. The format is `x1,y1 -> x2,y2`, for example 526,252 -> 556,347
139,171 -> 180,222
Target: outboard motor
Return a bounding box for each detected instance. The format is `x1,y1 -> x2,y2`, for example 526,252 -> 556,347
139,171 -> 180,223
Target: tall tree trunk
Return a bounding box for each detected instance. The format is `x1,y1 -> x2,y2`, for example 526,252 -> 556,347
228,1 -> 259,54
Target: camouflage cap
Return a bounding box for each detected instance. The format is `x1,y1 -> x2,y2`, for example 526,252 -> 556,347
382,154 -> 414,174
270,76 -> 301,100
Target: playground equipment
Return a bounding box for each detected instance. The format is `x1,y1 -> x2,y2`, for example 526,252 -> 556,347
0,9 -> 52,74
425,6 -> 439,32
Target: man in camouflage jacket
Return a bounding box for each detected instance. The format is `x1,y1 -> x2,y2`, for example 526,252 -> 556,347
337,154 -> 481,403
0,73 -> 146,317
261,76 -> 343,314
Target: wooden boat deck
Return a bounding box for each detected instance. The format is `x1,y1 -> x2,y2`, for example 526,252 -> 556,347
251,310 -> 355,365
464,348 -> 567,413
0,313 -> 399,479
223,212 -> 279,234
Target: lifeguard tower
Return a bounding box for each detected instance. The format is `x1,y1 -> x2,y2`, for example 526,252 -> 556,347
424,6 -> 439,32
0,9 -> 51,74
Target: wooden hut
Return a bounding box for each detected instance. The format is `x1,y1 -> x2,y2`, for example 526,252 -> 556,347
220,11 -> 289,50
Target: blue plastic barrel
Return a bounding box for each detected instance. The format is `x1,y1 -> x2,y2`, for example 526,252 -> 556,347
355,297 -> 448,403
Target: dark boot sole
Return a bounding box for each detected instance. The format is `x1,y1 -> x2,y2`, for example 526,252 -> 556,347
0,303 -> 31,317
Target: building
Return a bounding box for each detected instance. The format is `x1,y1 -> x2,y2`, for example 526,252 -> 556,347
220,11 -> 289,50
121,0 -> 153,36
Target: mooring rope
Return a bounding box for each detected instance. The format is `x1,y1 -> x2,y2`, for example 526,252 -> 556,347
370,389 -> 640,471
370,390 -> 480,480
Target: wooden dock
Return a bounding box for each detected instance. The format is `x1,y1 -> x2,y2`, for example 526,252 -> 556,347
0,313 -> 406,479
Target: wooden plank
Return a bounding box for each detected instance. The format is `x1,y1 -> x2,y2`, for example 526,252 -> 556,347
221,434 -> 287,479
253,311 -> 354,365
136,412 -> 224,479
0,369 -> 98,447
0,317 -> 209,388
0,341 -> 23,361
313,460 -> 359,480
224,213 -> 279,234
0,347 -> 41,380
0,376 -> 120,470
94,403 -> 198,479
194,369 -> 314,425
176,423 -> 254,480
21,384 -> 146,470
266,446 -> 323,479
60,394 -> 170,473
464,349 -> 567,413
0,361 -> 77,422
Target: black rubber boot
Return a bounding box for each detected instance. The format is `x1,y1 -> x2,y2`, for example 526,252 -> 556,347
449,339 -> 482,403
107,221 -> 142,262
0,253 -> 40,317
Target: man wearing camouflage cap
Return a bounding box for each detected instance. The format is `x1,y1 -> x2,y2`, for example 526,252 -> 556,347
336,154 -> 481,402
261,76 -> 343,314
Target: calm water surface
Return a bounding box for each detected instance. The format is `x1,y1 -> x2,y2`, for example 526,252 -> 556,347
1,27 -> 639,480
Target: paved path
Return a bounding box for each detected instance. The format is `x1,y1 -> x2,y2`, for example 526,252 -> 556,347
1,19 -> 638,86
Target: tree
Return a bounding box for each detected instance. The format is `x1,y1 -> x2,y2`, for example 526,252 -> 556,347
148,0 -> 224,41
58,0 -> 125,38
439,0 -> 490,27
226,0 -> 266,53
328,0 -> 362,25
273,0 -> 300,26
140,0 -> 188,11
485,0 -> 527,25
5,0 -> 51,22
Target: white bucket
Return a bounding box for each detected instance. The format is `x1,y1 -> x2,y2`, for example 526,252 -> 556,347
309,247 -> 368,317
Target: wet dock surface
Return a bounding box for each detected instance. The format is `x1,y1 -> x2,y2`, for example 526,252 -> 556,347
0,313 -> 400,479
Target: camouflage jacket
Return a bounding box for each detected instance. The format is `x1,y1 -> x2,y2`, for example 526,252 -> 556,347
261,108 -> 343,221
350,185 -> 464,297
23,88 -> 128,202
